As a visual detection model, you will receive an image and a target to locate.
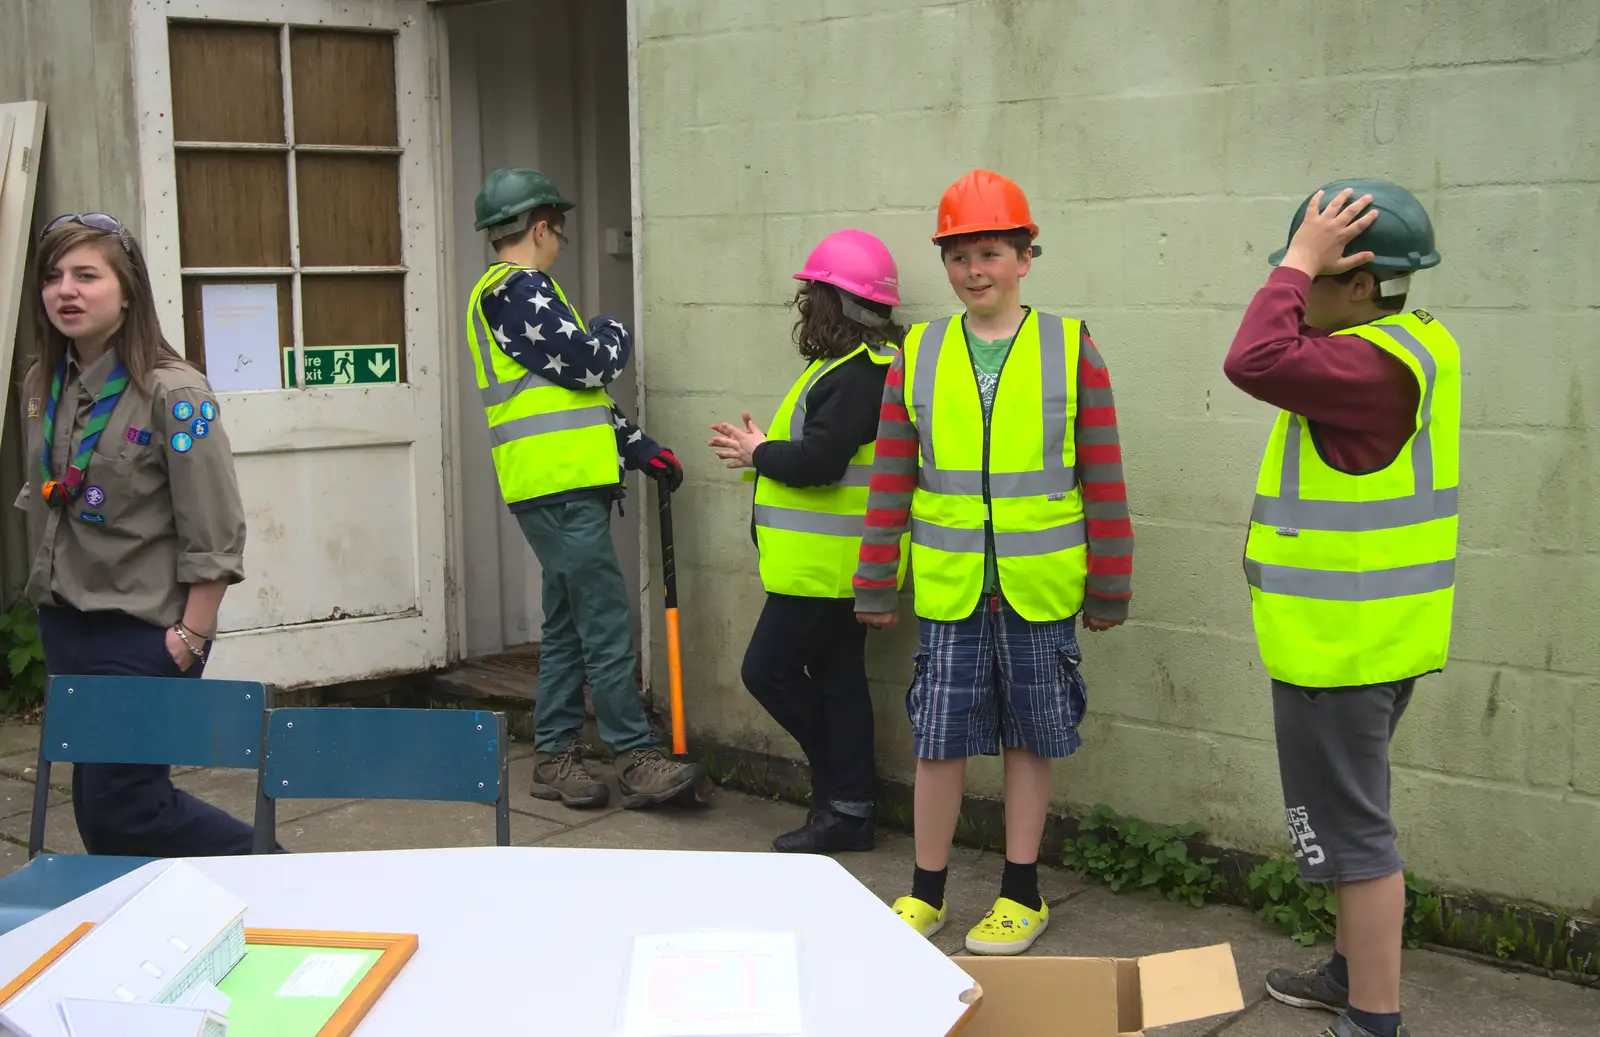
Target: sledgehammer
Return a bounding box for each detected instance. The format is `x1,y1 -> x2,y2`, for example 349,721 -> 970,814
657,484 -> 687,755
656,484 -> 716,806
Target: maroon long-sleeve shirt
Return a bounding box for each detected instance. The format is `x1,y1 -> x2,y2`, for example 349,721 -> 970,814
1223,267 -> 1418,472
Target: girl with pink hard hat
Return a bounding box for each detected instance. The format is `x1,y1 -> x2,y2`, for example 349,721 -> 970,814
707,228 -> 906,855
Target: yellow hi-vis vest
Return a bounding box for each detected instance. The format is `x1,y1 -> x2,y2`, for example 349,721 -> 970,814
902,311 -> 1088,622
465,263 -> 620,506
749,343 -> 908,598
1244,309 -> 1461,688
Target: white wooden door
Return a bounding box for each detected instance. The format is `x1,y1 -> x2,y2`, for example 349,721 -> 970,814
130,0 -> 449,688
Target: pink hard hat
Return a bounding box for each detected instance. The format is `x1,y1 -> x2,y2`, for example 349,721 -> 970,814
793,229 -> 900,307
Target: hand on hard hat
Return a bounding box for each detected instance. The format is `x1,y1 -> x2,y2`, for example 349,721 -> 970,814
1268,178 -> 1439,272
1278,189 -> 1380,279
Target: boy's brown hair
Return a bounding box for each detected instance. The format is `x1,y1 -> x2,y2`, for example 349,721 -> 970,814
937,229 -> 1034,260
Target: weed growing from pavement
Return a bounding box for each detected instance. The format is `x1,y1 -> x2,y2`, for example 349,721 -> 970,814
1061,803 -> 1226,908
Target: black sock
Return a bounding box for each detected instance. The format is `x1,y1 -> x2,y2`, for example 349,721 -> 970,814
911,866 -> 947,909
1000,859 -> 1041,911
1328,951 -> 1350,988
1347,1008 -> 1401,1037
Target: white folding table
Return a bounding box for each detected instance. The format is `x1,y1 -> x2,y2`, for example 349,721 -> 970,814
0,846 -> 978,1035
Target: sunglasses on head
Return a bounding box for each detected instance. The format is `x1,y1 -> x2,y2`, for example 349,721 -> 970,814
40,213 -> 133,253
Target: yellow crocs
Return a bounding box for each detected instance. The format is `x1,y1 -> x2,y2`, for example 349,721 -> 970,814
891,895 -> 947,940
964,897 -> 1048,955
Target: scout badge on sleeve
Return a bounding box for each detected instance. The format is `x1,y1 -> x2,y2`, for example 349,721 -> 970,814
39,358 -> 130,509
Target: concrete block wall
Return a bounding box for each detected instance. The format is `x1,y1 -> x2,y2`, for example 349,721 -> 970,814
635,0 -> 1600,911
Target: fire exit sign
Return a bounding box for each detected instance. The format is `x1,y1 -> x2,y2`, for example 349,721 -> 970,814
284,345 -> 401,387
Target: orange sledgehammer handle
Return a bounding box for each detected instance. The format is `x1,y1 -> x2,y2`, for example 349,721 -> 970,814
658,486 -> 687,755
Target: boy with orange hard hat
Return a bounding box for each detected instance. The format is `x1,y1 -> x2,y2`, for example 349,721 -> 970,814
853,170 -> 1134,954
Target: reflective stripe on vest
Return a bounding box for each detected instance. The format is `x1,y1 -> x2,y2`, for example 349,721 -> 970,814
1243,309 -> 1461,687
751,342 -> 906,598
903,311 -> 1088,622
465,264 -> 619,505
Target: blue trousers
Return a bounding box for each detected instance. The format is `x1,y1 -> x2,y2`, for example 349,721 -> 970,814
36,606 -> 258,857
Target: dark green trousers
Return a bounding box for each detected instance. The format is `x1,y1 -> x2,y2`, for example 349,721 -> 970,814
516,495 -> 657,754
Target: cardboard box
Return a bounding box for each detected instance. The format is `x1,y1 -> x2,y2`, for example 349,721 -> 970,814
951,942 -> 1246,1036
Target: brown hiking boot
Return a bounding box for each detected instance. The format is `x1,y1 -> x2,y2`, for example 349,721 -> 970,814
530,744 -> 609,808
615,747 -> 703,809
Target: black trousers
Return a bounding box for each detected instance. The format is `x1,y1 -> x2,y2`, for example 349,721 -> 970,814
37,606 -> 257,857
740,593 -> 875,811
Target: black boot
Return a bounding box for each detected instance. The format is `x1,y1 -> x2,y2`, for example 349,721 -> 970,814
772,806 -> 875,854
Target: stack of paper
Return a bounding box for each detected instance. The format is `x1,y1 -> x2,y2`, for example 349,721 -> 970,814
617,931 -> 805,1037
0,862 -> 246,1037
57,999 -> 226,1037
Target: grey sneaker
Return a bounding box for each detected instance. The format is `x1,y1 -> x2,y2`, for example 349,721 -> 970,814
615,747 -> 703,809
1319,1014 -> 1409,1037
1266,959 -> 1349,1013
530,744 -> 609,808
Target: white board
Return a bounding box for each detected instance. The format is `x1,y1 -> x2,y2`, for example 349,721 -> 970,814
0,101 -> 46,453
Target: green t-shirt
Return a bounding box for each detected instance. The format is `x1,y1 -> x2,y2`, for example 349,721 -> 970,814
966,332 -> 1015,594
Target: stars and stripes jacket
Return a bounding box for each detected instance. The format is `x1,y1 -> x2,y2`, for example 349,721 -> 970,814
480,268 -> 664,478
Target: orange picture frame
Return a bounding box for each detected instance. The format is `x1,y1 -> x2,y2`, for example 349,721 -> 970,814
0,924 -> 418,1037
240,928 -> 418,1037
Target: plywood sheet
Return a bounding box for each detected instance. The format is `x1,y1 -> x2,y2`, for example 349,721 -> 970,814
0,101 -> 45,454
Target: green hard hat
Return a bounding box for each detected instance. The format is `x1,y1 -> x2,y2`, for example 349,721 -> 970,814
473,167 -> 574,231
1268,177 -> 1441,272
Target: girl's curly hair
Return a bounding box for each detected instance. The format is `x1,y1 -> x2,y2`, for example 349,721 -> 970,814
791,281 -> 905,361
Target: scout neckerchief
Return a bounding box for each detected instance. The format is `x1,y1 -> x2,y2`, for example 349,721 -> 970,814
39,355 -> 130,506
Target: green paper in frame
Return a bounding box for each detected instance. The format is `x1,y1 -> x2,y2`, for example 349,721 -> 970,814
0,927 -> 417,1037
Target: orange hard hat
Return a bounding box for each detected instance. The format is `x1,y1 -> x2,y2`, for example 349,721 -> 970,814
932,170 -> 1039,243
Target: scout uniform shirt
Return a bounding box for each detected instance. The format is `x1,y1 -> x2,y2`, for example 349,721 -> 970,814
14,347 -> 247,629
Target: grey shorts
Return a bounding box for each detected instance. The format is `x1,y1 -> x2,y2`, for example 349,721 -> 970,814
1272,678 -> 1415,884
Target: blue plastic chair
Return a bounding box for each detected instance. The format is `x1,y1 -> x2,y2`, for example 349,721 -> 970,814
0,675 -> 271,934
252,707 -> 511,852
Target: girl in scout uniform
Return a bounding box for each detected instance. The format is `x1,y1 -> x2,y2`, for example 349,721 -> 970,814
707,229 -> 907,854
17,214 -> 256,857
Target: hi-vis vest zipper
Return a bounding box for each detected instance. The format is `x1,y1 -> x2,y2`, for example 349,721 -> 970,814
465,264 -> 620,506
902,311 -> 1088,622
1244,308 -> 1462,688
749,343 -> 907,598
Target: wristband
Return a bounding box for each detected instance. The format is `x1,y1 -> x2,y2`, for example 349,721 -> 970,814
173,624 -> 208,659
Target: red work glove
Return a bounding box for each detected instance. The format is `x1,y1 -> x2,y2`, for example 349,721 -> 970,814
645,448 -> 684,492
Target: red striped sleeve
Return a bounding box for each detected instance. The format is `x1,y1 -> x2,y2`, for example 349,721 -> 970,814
1076,330 -> 1133,619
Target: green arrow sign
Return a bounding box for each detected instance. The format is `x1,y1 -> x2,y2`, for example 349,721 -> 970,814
283,345 -> 401,387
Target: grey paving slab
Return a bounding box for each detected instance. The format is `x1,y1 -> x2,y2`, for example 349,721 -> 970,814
0,801 -> 84,855
174,767 -> 342,827
0,722 -> 40,759
276,798 -> 563,853
532,789 -> 802,853
0,775 -> 65,821
0,838 -> 28,879
0,759 -> 72,793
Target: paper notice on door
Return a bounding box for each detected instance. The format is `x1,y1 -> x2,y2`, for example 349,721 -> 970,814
618,931 -> 803,1037
275,953 -> 367,998
200,282 -> 282,392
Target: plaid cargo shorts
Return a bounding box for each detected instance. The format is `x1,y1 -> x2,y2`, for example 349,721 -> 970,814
905,594 -> 1088,760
